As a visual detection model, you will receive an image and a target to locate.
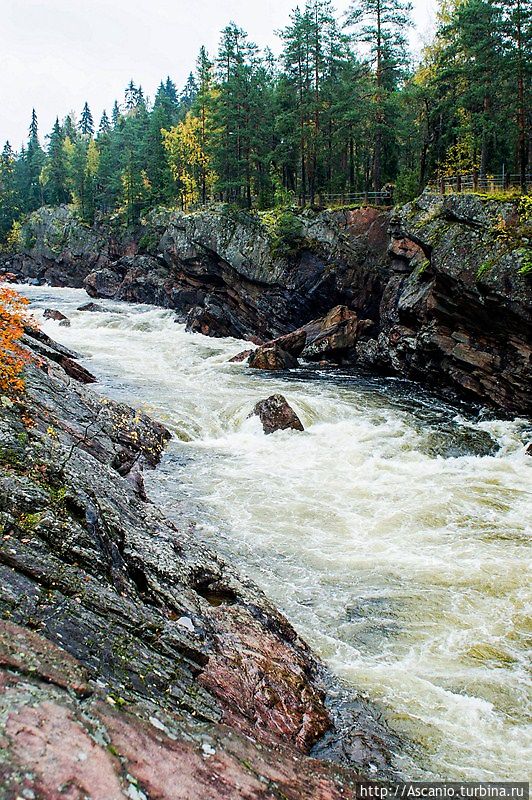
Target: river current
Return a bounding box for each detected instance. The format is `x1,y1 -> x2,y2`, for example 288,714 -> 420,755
20,284 -> 531,781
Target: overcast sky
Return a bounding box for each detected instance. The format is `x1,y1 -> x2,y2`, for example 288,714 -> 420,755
1,0 -> 436,150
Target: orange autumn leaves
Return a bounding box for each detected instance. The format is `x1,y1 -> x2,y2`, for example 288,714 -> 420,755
0,281 -> 31,398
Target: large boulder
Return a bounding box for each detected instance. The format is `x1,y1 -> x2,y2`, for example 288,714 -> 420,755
249,394 -> 304,434
250,306 -> 374,367
301,305 -> 374,360
248,345 -> 299,370
266,329 -> 307,357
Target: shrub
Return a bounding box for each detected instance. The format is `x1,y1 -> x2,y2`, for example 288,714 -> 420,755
0,283 -> 31,398
261,208 -> 306,257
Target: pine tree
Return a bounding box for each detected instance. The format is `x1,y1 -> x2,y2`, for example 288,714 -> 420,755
79,102 -> 94,136
112,101 -> 121,128
346,0 -> 412,189
43,118 -> 69,205
0,142 -> 20,240
24,109 -> 45,210
98,111 -> 111,135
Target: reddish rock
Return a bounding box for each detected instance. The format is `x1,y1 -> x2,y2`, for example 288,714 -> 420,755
248,394 -> 304,435
301,306 -> 373,361
266,328 -> 307,357
525,442 -> 532,456
229,349 -> 253,363
0,621 -> 91,696
60,356 -> 97,384
6,701 -> 124,799
388,237 -> 424,262
199,602 -> 325,750
249,345 -> 298,370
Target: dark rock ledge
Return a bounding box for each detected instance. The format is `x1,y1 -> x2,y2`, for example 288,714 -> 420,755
0,335 -> 396,798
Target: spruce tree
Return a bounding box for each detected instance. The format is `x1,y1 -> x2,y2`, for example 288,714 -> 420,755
79,102 -> 94,136
44,118 -> 69,205
346,0 -> 412,189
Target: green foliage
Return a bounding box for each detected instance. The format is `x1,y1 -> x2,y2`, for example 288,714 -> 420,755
394,168 -> 421,205
0,0 -> 529,241
138,231 -> 159,253
261,208 -> 306,257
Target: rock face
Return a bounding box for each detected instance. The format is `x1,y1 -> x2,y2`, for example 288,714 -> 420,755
0,334 -> 395,797
366,193 -> 532,415
3,194 -> 530,414
249,395 -> 305,434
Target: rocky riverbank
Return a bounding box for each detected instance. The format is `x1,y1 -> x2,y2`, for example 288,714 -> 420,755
0,330 -> 397,798
2,193 -> 530,415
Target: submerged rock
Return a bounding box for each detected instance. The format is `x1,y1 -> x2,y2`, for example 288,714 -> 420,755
249,394 -> 304,434
249,345 -> 298,370
77,301 -> 108,313
43,308 -> 69,323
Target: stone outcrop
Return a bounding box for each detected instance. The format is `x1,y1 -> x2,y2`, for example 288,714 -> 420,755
3,194 -> 530,415
249,344 -> 299,370
362,193 -> 532,415
249,395 -> 305,434
0,334 -> 396,796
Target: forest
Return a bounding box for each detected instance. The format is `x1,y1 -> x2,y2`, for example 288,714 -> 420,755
0,0 -> 529,240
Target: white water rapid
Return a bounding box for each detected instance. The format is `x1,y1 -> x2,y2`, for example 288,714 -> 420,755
21,285 -> 532,782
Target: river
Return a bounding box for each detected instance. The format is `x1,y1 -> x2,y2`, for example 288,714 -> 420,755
20,284 -> 531,782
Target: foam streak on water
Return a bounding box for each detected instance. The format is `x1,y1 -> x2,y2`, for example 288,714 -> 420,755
20,285 -> 532,781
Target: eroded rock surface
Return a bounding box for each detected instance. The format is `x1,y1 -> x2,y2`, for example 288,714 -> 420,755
367,193 -> 532,415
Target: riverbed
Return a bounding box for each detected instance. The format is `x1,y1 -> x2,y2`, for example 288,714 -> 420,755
21,284 -> 531,781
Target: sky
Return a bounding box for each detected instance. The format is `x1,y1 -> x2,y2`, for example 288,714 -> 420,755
1,0 -> 437,151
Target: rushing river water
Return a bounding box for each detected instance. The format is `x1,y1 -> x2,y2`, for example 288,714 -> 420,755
20,284 -> 531,782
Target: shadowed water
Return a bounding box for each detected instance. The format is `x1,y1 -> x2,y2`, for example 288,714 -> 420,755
21,284 -> 532,781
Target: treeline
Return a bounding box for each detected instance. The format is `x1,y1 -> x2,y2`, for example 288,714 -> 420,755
0,0 -> 529,240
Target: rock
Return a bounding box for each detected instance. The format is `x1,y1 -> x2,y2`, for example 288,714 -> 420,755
124,459 -> 148,502
185,300 -> 234,338
378,193 -> 532,415
59,356 -> 97,384
229,349 -> 254,363
0,272 -> 18,283
254,306 -> 373,366
267,329 -> 307,357
526,443 -> 532,456
249,394 -> 304,434
77,301 -> 107,313
249,345 -> 298,370
301,306 -> 374,361
59,318 -> 71,327
43,308 -> 69,322
4,196 -> 528,413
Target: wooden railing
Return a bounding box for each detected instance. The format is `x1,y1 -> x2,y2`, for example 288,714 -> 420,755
429,173 -> 532,194
318,190 -> 394,207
